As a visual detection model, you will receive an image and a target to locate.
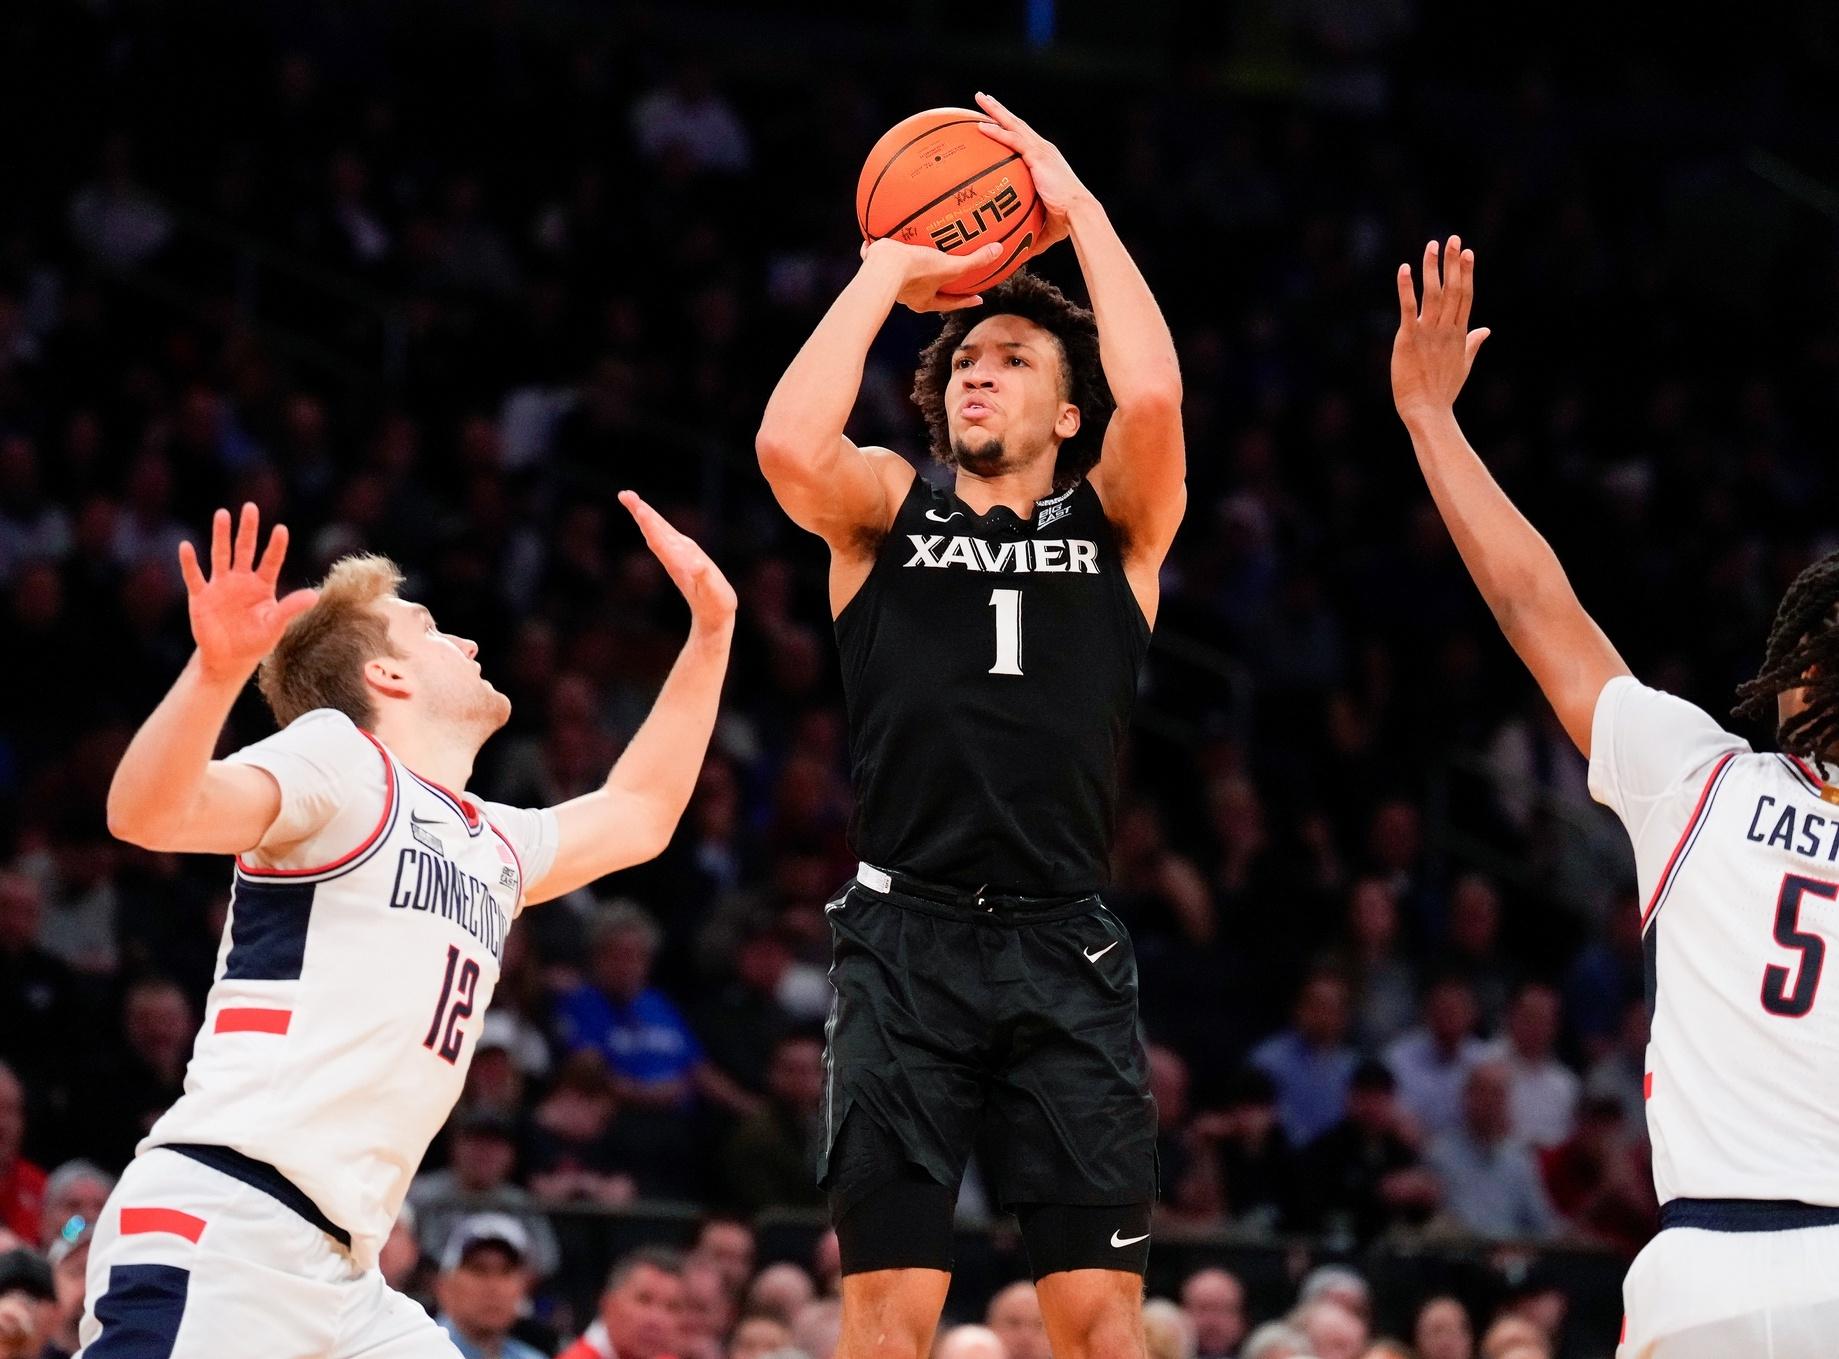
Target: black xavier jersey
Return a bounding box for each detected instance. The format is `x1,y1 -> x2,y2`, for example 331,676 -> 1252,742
836,475 -> 1150,895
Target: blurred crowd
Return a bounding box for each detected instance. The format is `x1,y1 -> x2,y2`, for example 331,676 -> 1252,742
2,2 -> 1837,1357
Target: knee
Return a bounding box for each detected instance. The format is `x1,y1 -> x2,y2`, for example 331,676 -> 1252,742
1046,1298 -> 1146,1359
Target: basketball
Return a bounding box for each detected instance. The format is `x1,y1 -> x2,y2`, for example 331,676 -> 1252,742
856,106 -> 1049,297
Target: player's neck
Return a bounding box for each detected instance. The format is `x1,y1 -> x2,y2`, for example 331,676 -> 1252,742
371,714 -> 479,795
953,463 -> 1058,518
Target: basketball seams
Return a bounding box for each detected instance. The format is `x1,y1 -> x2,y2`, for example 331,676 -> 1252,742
939,195 -> 1044,295
859,114 -> 984,236
867,153 -> 1025,244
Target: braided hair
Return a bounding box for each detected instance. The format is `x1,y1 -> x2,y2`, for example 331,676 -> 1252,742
1734,550 -> 1839,762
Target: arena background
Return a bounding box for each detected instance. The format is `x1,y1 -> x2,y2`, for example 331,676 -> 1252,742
1,3 -> 1837,1358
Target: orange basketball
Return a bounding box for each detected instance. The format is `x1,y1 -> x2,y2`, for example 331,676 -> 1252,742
856,107 -> 1048,297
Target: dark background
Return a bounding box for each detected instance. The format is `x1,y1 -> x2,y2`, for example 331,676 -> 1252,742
2,2 -> 1837,1356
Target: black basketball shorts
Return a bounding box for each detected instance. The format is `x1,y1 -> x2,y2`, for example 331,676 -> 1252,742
818,869 -> 1158,1268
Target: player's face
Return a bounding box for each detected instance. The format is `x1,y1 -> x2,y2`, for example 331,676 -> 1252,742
945,314 -> 1079,477
376,597 -> 511,735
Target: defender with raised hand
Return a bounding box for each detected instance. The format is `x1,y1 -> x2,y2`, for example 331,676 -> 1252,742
1394,237 -> 1839,1358
86,495 -> 734,1359
757,92 -> 1183,1359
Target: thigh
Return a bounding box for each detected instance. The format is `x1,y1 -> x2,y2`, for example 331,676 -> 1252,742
80,1157 -> 337,1359
822,888 -> 987,1200
336,1272 -> 462,1359
839,1268 -> 951,1359
985,905 -> 1156,1208
1036,1269 -> 1145,1359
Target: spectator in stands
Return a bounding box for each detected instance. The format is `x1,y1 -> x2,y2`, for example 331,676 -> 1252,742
1334,878 -> 1418,1048
0,1066 -> 41,1247
986,1283 -> 1050,1359
1412,1297 -> 1473,1359
1385,974 -> 1488,1139
1477,1315 -> 1547,1359
71,977 -> 192,1168
1425,1062 -> 1560,1241
1297,1295 -> 1367,1359
434,1215 -> 547,1359
1300,1060 -> 1440,1242
692,919 -> 798,1096
1240,1320 -> 1308,1359
692,1216 -> 755,1300
1196,1068 -> 1302,1231
1296,1266 -> 1371,1327
410,1109 -> 562,1281
790,1297 -> 841,1359
720,1031 -> 824,1211
1584,999 -> 1649,1133
742,1263 -> 813,1326
727,1314 -> 790,1359
1250,971 -> 1358,1146
0,875 -> 74,1089
380,1202 -> 421,1292
41,1213 -> 89,1359
1563,900 -> 1643,1065
526,1052 -> 639,1206
809,1230 -> 841,1299
678,1254 -> 733,1359
0,1247 -> 54,1359
1443,875 -> 1512,1030
630,61 -> 753,175
36,1163 -> 111,1253
1482,983 -> 1579,1149
553,905 -> 757,1117
1142,1297 -> 1196,1359
559,1248 -> 686,1359
935,1325 -> 1005,1359
1539,1093 -> 1656,1254
1179,1268 -> 1247,1359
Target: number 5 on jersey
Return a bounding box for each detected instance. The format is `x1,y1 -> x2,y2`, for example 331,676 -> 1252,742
990,588 -> 1023,676
425,943 -> 481,1063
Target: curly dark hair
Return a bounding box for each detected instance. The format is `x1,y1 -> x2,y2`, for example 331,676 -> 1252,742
1734,549 -> 1839,763
910,271 -> 1114,491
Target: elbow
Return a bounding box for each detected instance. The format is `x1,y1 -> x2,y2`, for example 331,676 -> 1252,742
1117,380 -> 1183,420
105,798 -> 158,850
754,426 -> 799,478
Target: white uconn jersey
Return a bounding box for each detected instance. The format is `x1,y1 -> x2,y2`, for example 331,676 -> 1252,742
142,709 -> 557,1268
1590,676 -> 1839,1207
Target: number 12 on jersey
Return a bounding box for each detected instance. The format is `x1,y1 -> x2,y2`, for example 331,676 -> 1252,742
424,944 -> 481,1063
989,589 -> 1023,676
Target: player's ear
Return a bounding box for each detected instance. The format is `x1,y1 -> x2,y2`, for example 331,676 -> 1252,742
1054,402 -> 1080,441
363,656 -> 413,701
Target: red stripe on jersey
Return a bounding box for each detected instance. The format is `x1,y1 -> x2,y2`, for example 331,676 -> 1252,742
407,769 -> 481,828
1641,752 -> 1739,930
120,1207 -> 206,1242
1620,1315 -> 1627,1345
1793,755 -> 1826,791
214,1007 -> 292,1035
1643,1071 -> 1653,1100
235,729 -> 396,878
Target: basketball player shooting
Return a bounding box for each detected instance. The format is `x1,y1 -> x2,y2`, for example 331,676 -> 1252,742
86,494 -> 734,1358
756,93 -> 1184,1359
1395,237 -> 1839,1357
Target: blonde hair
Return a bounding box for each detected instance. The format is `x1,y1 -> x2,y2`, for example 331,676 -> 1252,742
257,554 -> 405,728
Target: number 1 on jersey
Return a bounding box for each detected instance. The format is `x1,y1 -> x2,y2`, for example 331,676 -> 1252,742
989,588 -> 1023,676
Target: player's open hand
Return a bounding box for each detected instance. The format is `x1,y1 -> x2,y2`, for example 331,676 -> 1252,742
973,92 -> 1083,252
619,491 -> 737,635
1392,236 -> 1490,423
861,236 -> 1001,313
177,503 -> 319,684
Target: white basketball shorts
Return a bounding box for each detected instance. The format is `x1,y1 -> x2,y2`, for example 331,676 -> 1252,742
1620,1202 -> 1839,1358
76,1147 -> 457,1359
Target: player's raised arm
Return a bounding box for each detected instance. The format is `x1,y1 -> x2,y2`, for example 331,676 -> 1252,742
107,505 -> 319,854
754,236 -> 1001,550
975,92 -> 1186,572
523,492 -> 735,905
1392,236 -> 1629,755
